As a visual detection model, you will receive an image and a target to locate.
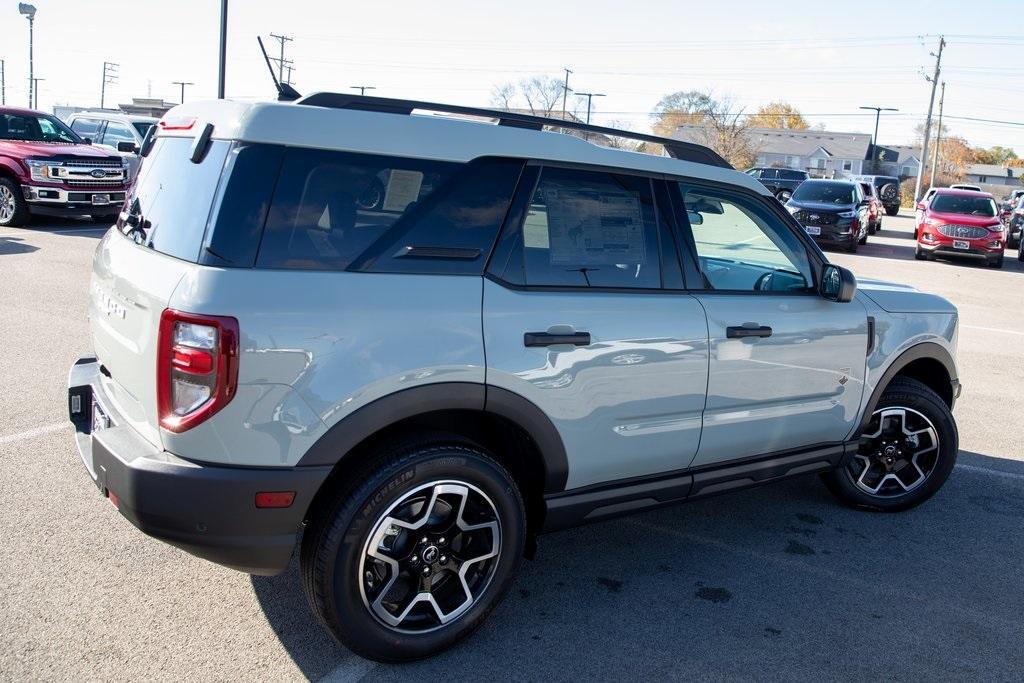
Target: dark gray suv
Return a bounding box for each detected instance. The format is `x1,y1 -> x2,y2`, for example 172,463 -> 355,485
745,167 -> 809,201
786,179 -> 870,253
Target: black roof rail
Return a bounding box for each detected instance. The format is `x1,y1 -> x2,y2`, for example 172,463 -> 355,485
293,92 -> 732,169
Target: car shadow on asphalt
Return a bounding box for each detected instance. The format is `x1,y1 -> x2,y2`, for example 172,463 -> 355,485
825,239 -> 1024,274
5,217 -> 111,237
0,236 -> 40,256
250,450 -> 1024,679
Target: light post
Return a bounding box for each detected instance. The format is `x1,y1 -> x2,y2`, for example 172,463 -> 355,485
351,86 -> 376,96
859,106 -> 898,173
19,3 -> 36,109
575,92 -> 605,125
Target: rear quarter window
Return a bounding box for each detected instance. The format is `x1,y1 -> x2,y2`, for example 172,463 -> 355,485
255,149 -> 522,275
117,137 -> 230,261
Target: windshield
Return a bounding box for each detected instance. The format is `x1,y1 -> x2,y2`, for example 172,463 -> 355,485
792,182 -> 856,205
132,122 -> 155,138
0,112 -> 81,143
930,194 -> 997,217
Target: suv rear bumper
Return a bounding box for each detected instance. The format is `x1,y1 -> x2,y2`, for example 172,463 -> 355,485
68,357 -> 330,575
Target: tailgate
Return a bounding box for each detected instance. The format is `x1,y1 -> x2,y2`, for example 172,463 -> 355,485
89,230 -> 190,447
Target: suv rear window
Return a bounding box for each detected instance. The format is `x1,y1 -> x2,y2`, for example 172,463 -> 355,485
255,149 -> 522,274
118,137 -> 230,261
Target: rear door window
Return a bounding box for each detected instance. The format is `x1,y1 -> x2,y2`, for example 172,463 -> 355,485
511,167 -> 662,289
117,136 -> 230,261
255,149 -> 522,274
70,117 -> 102,140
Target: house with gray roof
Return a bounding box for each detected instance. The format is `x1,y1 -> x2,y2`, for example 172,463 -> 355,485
965,164 -> 1021,187
672,124 -> 920,179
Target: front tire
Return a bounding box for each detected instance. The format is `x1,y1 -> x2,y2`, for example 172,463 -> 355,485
0,178 -> 30,227
885,206 -> 899,216
989,254 -> 1004,269
822,377 -> 958,512
301,442 -> 525,662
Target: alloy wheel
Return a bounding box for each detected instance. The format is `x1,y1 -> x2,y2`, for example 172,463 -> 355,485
848,407 -> 940,497
358,480 -> 501,633
0,185 -> 16,223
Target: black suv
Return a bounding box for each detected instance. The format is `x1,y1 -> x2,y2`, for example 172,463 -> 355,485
852,175 -> 901,216
745,167 -> 808,202
785,179 -> 869,253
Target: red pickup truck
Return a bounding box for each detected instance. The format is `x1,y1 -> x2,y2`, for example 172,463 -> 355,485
0,106 -> 130,227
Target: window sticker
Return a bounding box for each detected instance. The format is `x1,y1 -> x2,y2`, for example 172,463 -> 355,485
544,188 -> 646,265
383,169 -> 424,212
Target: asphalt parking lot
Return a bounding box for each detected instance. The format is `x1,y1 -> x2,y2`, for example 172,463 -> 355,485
1,212 -> 1022,681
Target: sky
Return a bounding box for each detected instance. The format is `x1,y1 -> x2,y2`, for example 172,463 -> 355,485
1,0 -> 1022,153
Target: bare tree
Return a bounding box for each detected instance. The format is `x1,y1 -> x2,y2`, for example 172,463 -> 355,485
652,90 -> 759,168
490,76 -> 578,118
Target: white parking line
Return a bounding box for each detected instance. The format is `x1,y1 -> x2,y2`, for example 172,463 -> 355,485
0,422 -> 68,445
319,658 -> 378,682
955,463 -> 1024,481
962,324 -> 1024,337
0,226 -> 108,236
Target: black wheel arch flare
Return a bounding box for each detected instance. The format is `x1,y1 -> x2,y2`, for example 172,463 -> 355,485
295,382 -> 569,494
857,342 -> 958,435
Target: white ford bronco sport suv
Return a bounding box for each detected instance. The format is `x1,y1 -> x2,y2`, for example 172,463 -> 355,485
69,94 -> 961,662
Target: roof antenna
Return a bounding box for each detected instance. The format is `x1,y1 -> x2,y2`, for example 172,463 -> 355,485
257,36 -> 301,101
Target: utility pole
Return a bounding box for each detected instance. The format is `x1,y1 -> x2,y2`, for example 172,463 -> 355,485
31,77 -> 43,109
351,85 -> 376,96
172,81 -> 194,103
1,59 -> 5,106
859,105 -> 898,173
561,67 -> 573,118
575,92 -> 605,125
101,61 -> 119,109
30,76 -> 43,109
914,35 -> 945,202
929,81 -> 946,185
284,64 -> 295,86
217,0 -> 228,98
268,33 -> 294,84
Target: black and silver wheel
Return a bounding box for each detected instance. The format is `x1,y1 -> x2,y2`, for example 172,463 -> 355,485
823,377 -> 957,511
301,442 -> 525,662
0,178 -> 30,227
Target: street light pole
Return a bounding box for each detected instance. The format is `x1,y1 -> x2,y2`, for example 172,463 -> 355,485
217,0 -> 228,98
351,85 -> 376,96
575,92 -> 605,124
19,4 -> 37,109
172,81 -> 195,104
31,77 -> 44,109
859,106 -> 898,173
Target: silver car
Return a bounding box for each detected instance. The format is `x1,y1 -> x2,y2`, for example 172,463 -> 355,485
68,95 -> 961,661
66,111 -> 157,178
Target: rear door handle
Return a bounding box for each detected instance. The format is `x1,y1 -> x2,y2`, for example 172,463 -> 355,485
726,325 -> 773,339
524,332 -> 591,347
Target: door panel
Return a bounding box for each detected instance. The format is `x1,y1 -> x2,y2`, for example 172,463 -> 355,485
692,294 -> 867,467
484,281 -> 709,489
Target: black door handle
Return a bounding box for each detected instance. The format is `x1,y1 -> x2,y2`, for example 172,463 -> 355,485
726,325 -> 773,339
524,332 -> 591,347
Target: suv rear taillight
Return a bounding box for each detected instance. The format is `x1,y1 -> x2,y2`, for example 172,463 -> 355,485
157,309 -> 239,433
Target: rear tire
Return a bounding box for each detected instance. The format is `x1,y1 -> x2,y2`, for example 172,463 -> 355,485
301,441 -> 525,662
0,178 -> 30,227
776,189 -> 792,202
884,206 -> 899,216
822,377 -> 958,512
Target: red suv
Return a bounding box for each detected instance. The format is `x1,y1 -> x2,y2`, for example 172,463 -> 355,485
0,107 -> 129,227
914,188 -> 1005,268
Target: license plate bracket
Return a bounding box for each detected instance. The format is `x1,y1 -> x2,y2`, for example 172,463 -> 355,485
91,193 -> 110,205
953,239 -> 970,250
804,225 -> 822,236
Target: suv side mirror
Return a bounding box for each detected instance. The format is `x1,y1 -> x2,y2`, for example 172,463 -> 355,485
117,141 -> 140,154
82,137 -> 92,145
821,264 -> 856,303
